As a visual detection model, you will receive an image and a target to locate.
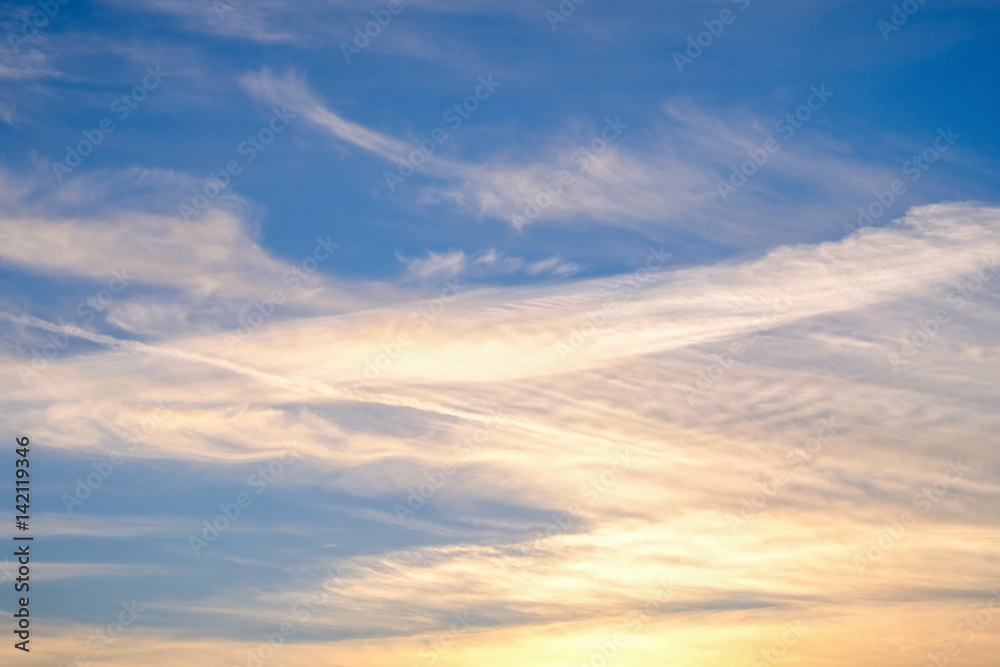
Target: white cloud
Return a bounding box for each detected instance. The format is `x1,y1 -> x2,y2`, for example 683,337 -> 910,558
398,248 -> 579,282
3,200 -> 999,662
240,69 -> 918,246
0,166 -> 383,337
525,256 -> 579,277
398,248 -> 467,282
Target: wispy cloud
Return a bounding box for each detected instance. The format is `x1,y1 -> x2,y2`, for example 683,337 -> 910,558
238,69 -> 937,248
4,2 -> 1000,662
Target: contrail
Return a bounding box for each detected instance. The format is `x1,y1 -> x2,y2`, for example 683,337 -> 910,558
0,310 -> 506,427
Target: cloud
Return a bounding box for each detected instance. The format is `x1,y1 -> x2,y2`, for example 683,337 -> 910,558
102,0 -> 309,43
0,209 -> 275,295
0,166 -> 382,337
3,3 -> 999,663
398,249 -> 467,282
525,256 -> 579,277
4,204 -> 998,507
239,69 -> 708,231
398,248 -> 579,282
239,69 -> 930,247
3,201 -> 999,664
107,0 -> 546,46
0,560 -> 177,581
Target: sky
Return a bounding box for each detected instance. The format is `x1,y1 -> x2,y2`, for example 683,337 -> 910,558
1,0 -> 1000,665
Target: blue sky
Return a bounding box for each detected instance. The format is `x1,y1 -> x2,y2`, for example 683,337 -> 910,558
3,0 -> 998,280
2,1 -> 1000,665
